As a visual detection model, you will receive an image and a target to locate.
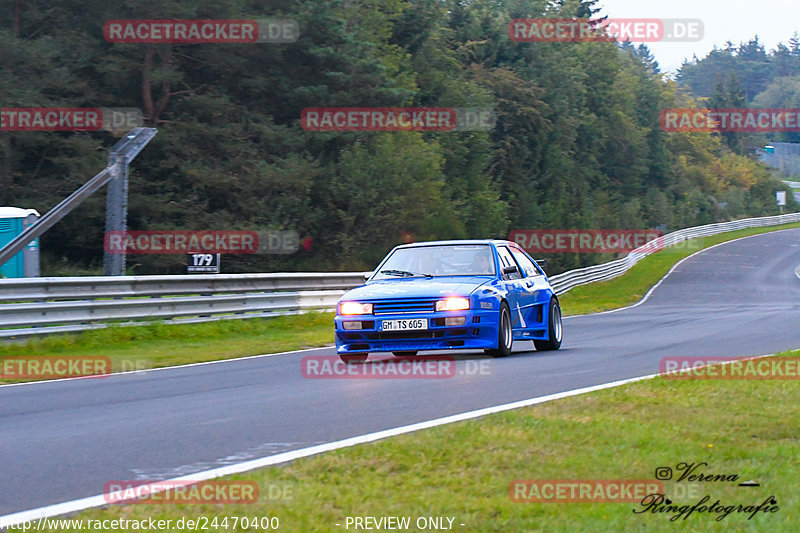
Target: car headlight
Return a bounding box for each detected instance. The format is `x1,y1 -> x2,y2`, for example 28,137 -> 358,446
436,297 -> 470,312
339,301 -> 373,315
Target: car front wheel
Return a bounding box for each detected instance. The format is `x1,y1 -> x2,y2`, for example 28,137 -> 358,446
486,302 -> 513,357
534,297 -> 562,351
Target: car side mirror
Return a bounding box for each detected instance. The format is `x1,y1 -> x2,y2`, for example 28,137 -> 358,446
502,265 -> 518,274
363,271 -> 373,281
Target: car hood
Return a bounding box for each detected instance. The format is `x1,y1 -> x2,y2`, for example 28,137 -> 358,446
341,276 -> 493,300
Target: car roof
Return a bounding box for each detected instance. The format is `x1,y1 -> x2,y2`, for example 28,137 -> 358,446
393,239 -> 516,249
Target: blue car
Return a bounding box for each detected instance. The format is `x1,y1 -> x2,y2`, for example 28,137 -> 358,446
334,240 -> 562,363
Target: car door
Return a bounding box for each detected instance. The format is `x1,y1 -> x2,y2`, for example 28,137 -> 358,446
508,245 -> 552,328
495,245 -> 535,333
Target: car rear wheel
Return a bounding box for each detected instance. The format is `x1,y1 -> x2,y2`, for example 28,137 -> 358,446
486,302 -> 513,357
393,351 -> 418,357
339,353 -> 368,364
534,298 -> 562,351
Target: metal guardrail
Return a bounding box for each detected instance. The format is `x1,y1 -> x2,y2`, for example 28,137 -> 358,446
0,272 -> 366,302
0,273 -> 365,340
0,213 -> 798,340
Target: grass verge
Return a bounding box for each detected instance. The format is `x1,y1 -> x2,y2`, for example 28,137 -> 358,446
0,312 -> 334,384
27,351 -> 800,532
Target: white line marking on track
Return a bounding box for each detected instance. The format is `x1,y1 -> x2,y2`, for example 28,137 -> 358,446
0,352 -> 781,527
1,374 -> 660,526
0,346 -> 326,389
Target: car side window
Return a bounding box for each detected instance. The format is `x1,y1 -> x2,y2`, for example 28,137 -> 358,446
509,247 -> 541,277
496,247 -> 523,280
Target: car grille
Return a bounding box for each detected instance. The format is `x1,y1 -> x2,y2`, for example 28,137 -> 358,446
376,330 -> 442,340
372,299 -> 436,315
361,329 -> 469,341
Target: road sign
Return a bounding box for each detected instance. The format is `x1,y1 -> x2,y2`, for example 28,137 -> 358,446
187,253 -> 220,273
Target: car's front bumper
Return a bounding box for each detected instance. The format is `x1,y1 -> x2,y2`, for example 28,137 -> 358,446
334,309 -> 501,354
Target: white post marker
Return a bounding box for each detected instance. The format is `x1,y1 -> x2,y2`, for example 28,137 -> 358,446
777,191 -> 786,214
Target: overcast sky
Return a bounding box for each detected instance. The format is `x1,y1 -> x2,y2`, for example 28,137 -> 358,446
597,0 -> 800,73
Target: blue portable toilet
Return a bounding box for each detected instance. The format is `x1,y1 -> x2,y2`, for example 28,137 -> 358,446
0,207 -> 41,278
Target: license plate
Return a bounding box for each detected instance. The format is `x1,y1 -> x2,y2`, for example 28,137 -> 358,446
381,319 -> 427,331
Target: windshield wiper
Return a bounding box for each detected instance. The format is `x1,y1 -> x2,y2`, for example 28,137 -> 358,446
380,269 -> 433,278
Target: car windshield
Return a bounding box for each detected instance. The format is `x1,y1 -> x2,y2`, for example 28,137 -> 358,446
372,244 -> 495,279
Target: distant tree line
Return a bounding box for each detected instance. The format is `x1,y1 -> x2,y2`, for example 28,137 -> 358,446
679,34 -> 800,146
0,0 -> 793,275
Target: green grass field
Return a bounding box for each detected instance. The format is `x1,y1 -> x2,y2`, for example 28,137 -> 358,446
0,312 -> 334,384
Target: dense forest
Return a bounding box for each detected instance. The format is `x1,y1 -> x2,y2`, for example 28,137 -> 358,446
0,0 -> 796,275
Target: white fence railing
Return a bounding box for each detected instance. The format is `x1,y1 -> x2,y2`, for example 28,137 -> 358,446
1,213 -> 798,340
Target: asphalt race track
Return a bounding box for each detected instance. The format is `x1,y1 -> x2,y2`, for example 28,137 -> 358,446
2,229 -> 800,516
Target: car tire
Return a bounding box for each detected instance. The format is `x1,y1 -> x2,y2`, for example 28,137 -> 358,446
392,351 -> 418,357
486,302 -> 513,357
339,353 -> 368,364
534,297 -> 562,351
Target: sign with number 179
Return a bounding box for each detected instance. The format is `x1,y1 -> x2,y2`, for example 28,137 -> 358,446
187,253 -> 220,273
